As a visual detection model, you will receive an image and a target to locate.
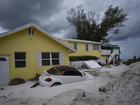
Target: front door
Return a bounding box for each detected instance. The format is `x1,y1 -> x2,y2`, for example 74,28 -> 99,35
0,56 -> 9,85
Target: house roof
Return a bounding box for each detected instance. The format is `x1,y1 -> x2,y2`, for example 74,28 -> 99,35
101,44 -> 120,50
0,23 -> 75,52
63,38 -> 102,44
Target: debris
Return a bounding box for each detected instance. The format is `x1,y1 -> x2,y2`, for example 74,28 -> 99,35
30,82 -> 39,88
83,60 -> 101,69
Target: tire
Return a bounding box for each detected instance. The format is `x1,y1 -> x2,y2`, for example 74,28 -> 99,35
51,83 -> 61,87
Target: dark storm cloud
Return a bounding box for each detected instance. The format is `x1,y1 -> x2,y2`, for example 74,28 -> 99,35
110,18 -> 140,41
0,0 -> 63,29
111,23 -> 140,41
0,0 -> 140,59
64,0 -> 140,41
0,0 -> 140,41
107,0 -> 140,41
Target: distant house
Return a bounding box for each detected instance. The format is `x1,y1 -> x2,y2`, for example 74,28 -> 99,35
0,23 -> 74,84
62,39 -> 121,64
63,39 -> 102,58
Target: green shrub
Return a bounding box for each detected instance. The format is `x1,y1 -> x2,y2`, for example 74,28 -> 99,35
9,78 -> 25,85
69,56 -> 98,61
122,56 -> 140,65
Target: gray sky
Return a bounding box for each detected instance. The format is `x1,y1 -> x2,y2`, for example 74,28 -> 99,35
0,0 -> 140,59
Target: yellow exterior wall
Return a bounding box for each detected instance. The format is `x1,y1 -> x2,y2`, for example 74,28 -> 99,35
0,28 -> 70,80
101,55 -> 108,62
68,42 -> 101,58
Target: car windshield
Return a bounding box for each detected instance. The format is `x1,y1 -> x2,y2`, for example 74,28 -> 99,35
47,66 -> 79,76
63,70 -> 82,76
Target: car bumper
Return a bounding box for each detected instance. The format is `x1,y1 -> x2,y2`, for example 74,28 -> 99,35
39,77 -> 52,87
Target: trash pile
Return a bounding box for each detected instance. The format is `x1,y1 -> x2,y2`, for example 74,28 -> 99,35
71,60 -> 101,70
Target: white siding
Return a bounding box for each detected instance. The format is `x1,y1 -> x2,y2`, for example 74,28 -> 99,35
37,52 -> 42,67
59,52 -> 64,65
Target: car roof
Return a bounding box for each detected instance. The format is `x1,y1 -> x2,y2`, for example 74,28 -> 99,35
46,65 -> 78,75
48,65 -> 76,71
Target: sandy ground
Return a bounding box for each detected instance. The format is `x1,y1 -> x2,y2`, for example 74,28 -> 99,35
0,63 -> 139,105
0,76 -> 109,99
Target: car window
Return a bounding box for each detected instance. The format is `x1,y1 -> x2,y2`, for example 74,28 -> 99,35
56,66 -> 66,73
47,66 -> 80,76
63,70 -> 82,76
47,66 -> 66,75
47,68 -> 58,75
66,66 -> 77,71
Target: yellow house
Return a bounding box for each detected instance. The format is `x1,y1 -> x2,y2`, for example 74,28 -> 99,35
62,39 -> 120,65
63,39 -> 102,58
0,23 -> 120,85
0,23 -> 74,84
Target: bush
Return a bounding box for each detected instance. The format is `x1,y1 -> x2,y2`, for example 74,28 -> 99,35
122,56 -> 140,65
69,56 -> 98,61
9,78 -> 26,85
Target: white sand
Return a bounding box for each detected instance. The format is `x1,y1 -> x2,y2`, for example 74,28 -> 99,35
0,76 -> 109,99
0,63 -> 139,105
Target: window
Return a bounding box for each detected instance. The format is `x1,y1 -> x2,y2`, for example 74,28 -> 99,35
41,52 -> 59,66
85,44 -> 89,51
93,44 -> 99,50
0,58 -> 6,62
52,53 -> 59,65
15,52 -> 26,68
47,66 -> 77,75
42,53 -> 50,66
63,70 -> 82,76
73,43 -> 77,50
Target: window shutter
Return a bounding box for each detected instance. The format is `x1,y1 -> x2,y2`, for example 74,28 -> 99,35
59,52 -> 64,65
37,52 -> 42,67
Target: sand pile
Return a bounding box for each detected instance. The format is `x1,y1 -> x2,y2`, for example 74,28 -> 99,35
0,62 -> 139,105
103,62 -> 140,105
46,89 -> 104,105
46,62 -> 140,105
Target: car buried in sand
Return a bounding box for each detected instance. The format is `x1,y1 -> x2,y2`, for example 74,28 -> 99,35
39,65 -> 88,87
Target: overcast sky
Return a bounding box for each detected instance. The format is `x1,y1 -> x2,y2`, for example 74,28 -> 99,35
0,0 -> 140,59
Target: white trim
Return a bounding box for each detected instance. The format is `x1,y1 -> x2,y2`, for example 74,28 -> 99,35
63,38 -> 102,44
15,59 -> 26,61
37,52 -> 42,67
59,52 -> 64,65
50,53 -> 52,65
